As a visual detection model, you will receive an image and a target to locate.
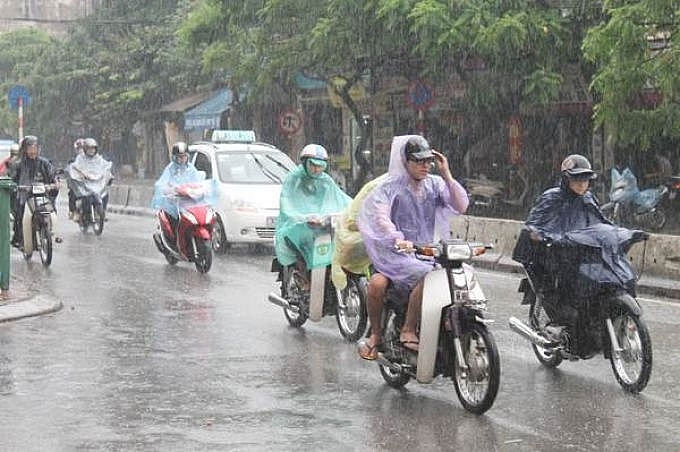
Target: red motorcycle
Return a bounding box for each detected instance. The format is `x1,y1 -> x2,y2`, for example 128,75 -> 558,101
152,182 -> 216,273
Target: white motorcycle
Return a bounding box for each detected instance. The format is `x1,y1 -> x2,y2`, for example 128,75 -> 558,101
370,239 -> 501,414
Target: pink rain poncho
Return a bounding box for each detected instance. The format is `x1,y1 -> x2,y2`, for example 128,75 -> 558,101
275,164 -> 352,267
357,135 -> 468,290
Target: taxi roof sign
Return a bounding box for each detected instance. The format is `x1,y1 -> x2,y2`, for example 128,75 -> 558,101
211,129 -> 256,143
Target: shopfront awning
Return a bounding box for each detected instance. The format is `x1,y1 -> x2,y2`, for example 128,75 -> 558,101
184,88 -> 233,131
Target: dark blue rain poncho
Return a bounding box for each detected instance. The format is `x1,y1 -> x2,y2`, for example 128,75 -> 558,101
512,179 -> 640,298
274,164 -> 352,268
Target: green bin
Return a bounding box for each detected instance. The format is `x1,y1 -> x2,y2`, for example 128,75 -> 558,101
0,177 -> 16,290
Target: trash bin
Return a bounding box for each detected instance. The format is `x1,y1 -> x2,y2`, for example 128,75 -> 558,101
0,177 -> 16,290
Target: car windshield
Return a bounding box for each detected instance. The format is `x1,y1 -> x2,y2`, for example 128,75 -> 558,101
215,151 -> 295,184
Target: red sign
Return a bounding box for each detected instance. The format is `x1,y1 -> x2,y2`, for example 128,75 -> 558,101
278,109 -> 303,135
508,115 -> 522,165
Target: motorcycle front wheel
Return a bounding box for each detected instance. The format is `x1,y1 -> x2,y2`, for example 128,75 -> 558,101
92,204 -> 105,236
529,299 -> 563,367
609,308 -> 652,393
193,238 -> 212,273
451,323 -> 500,415
38,219 -> 52,267
282,268 -> 309,327
335,274 -> 368,342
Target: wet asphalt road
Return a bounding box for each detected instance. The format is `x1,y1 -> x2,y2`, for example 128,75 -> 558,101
0,212 -> 678,451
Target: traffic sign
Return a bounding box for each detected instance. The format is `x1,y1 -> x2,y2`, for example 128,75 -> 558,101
278,109 -> 303,135
405,80 -> 435,111
8,85 -> 30,111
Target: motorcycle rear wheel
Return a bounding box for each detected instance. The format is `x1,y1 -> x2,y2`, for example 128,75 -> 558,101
529,299 -> 563,367
646,209 -> 666,231
378,310 -> 411,388
193,238 -> 213,273
282,268 -> 309,327
335,274 -> 368,342
38,220 -> 52,267
452,323 -> 500,415
609,308 -> 652,393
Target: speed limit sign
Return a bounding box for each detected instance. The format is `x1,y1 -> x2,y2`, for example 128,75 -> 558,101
278,109 -> 303,135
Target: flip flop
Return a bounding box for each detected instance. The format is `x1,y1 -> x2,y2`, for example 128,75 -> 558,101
358,339 -> 382,360
400,340 -> 419,352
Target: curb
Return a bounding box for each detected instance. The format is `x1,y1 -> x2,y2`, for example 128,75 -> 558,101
0,294 -> 63,323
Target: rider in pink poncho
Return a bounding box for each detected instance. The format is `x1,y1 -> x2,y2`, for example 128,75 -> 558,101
357,135 -> 469,360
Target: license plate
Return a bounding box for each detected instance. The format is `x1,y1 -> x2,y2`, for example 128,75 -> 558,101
266,216 -> 277,228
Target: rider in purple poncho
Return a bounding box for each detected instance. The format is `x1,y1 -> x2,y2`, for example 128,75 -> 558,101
357,135 -> 469,360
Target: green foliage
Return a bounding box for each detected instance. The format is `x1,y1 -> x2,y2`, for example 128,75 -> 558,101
583,0 -> 680,149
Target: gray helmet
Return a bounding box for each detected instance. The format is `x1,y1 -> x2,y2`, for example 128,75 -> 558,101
83,137 -> 98,155
404,136 -> 434,161
171,141 -> 189,164
560,154 -> 596,180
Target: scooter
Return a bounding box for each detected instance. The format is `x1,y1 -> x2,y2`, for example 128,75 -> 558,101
152,182 -> 216,273
18,183 -> 58,267
267,215 -> 369,342
67,162 -> 113,236
509,224 -> 652,393
369,239 -> 501,415
601,167 -> 668,231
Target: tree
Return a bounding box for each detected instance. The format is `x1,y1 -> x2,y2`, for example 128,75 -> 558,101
583,0 -> 680,151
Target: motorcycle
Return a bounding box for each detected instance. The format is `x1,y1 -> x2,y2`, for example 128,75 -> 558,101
509,223 -> 652,393
67,161 -> 113,235
601,167 -> 668,231
18,183 -> 58,266
369,239 -> 500,415
152,181 -> 216,273
267,215 -> 369,342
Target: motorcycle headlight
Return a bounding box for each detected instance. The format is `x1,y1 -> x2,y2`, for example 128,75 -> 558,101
445,243 -> 472,260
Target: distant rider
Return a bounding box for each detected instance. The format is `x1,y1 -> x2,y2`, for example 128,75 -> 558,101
357,135 -> 468,360
0,143 -> 20,176
9,135 -> 59,248
67,138 -> 85,219
67,137 -> 113,222
274,144 -> 351,286
151,141 -> 203,232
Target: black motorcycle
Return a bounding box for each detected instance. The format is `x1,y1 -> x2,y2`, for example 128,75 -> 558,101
509,223 -> 652,393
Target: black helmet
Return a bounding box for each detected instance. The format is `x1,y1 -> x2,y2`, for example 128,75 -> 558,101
171,141 -> 188,164
20,135 -> 38,149
560,154 -> 596,180
404,136 -> 434,161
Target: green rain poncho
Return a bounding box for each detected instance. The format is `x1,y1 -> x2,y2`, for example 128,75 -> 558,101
275,164 -> 351,268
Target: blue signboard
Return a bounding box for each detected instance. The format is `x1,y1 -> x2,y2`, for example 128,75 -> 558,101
8,85 -> 30,110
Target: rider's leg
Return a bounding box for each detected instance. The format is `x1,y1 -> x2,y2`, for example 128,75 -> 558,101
365,273 -> 389,347
400,279 -> 424,348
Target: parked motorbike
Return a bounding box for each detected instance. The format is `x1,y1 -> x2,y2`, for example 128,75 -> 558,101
509,223 -> 652,393
18,183 -> 57,266
369,239 -> 500,415
67,163 -> 113,235
267,215 -> 369,342
465,167 -> 529,215
601,167 -> 668,231
152,182 -> 216,273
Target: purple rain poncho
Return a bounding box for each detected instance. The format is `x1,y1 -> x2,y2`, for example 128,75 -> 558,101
275,164 -> 352,267
357,135 -> 469,290
151,161 -> 218,218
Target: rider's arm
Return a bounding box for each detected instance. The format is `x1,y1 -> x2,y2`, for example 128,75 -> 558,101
433,150 -> 469,214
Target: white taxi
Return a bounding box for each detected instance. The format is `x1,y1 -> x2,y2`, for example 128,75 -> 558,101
188,130 -> 296,252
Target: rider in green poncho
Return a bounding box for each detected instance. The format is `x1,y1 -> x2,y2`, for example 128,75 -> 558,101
275,144 -> 352,274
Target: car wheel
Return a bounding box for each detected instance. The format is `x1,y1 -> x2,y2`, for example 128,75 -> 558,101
211,216 -> 230,254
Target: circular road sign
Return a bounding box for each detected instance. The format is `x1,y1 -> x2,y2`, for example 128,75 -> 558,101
278,109 -> 303,135
405,80 -> 435,111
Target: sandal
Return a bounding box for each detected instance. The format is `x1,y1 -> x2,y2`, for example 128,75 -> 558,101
400,340 -> 419,352
358,339 -> 382,361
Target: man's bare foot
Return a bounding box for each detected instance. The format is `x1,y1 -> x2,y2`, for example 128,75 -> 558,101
400,330 -> 419,352
358,334 -> 382,360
